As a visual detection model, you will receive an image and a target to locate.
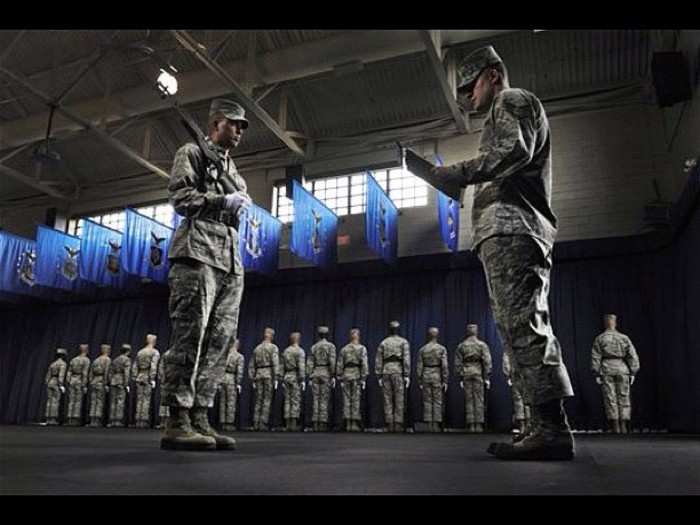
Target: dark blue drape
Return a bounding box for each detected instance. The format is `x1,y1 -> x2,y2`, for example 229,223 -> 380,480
290,180 -> 338,268
366,172 -> 398,264
238,204 -> 282,275
79,220 -> 127,288
122,209 -> 174,283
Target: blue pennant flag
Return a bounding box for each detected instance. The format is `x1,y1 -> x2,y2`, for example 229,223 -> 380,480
290,180 -> 338,268
79,220 -> 127,287
365,172 -> 398,264
239,204 -> 282,275
435,155 -> 459,252
0,231 -> 39,294
122,208 -> 174,283
35,225 -> 82,290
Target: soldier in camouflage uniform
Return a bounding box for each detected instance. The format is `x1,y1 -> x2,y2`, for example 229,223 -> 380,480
156,349 -> 171,429
306,326 -> 337,432
376,321 -> 411,432
132,334 -> 160,428
66,344 -> 90,426
337,329 -> 369,432
218,339 -> 244,432
417,327 -> 449,432
162,99 -> 252,451
88,344 -> 111,427
503,347 -> 532,435
107,344 -> 132,428
405,46 -> 575,460
280,332 -> 306,431
249,328 -> 280,431
591,314 -> 640,434
44,348 -> 67,425
455,324 -> 492,433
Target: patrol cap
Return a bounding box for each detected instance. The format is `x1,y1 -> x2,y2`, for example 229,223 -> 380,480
120,343 -> 132,352
604,313 -> 617,321
428,326 -> 439,333
389,320 -> 400,329
100,344 -> 111,352
456,45 -> 504,92
56,348 -> 68,356
210,98 -> 249,129
317,326 -> 329,335
467,323 -> 479,332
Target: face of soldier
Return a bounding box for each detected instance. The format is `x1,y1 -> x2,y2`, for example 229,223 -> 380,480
469,68 -> 501,112
212,118 -> 245,150
79,345 -> 89,356
605,316 -> 617,331
264,328 -> 275,342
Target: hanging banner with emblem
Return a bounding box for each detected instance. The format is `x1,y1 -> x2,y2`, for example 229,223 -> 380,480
365,172 -> 398,264
238,204 -> 282,275
0,231 -> 39,294
35,225 -> 82,290
290,180 -> 338,268
121,208 -> 174,283
435,155 -> 460,252
79,219 -> 127,287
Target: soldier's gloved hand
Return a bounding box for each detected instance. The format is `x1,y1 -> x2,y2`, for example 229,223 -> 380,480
126,386 -> 131,393
223,191 -> 252,215
630,376 -> 635,385
460,381 -> 464,390
105,386 -> 110,392
331,378 -> 336,388
404,378 -> 410,388
274,381 -> 279,390
59,386 -> 65,394
237,385 -> 242,394
595,376 -> 602,385
378,378 -> 383,388
442,383 -> 448,392
419,384 -> 423,390
217,384 -> 222,391
361,381 -> 366,390
301,382 -> 306,392
251,382 -> 256,390
150,381 -> 156,388
507,378 -> 512,387
484,380 -> 491,390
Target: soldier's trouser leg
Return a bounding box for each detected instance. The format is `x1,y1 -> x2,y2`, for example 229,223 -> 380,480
110,387 -> 125,423
601,375 -> 620,421
290,380 -> 302,419
478,236 -> 573,406
431,384 -> 443,423
136,383 -> 152,424
342,380 -> 361,421
46,386 -> 60,421
163,260 -> 244,410
392,374 -> 405,425
220,384 -> 237,426
616,375 -> 631,421
312,377 -> 330,423
259,378 -> 273,427
68,384 -> 83,421
89,384 -> 105,421
382,375 -> 394,425
464,379 -> 477,424
159,405 -> 170,426
474,379 -> 485,424
512,384 -> 526,423
422,384 -> 431,422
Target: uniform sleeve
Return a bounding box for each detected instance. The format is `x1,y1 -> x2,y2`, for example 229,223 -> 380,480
416,348 -> 424,382
625,337 -> 640,375
441,348 -> 449,383
45,364 -> 51,386
361,347 -> 369,381
58,362 -> 67,387
66,361 -> 73,385
502,350 -> 512,378
131,358 -> 138,381
105,360 -> 111,384
82,359 -> 90,386
158,356 -> 164,383
272,346 -> 280,381
169,144 -> 226,217
329,345 -> 337,379
375,342 -> 384,376
336,348 -> 344,378
306,346 -> 315,378
454,344 -> 464,378
150,352 -> 160,383
402,340 -> 411,379
437,92 -> 539,185
298,349 -> 306,382
482,343 -> 493,378
124,358 -> 131,384
591,337 -> 602,375
236,354 -> 245,385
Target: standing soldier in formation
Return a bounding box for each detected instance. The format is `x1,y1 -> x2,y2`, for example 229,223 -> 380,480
591,314 -> 640,434
44,348 -> 67,426
405,45 -> 575,460
132,334 -> 160,428
307,326 -> 337,432
337,328 -> 369,432
157,349 -> 171,429
107,344 -> 132,428
88,344 -> 111,427
249,328 -> 279,431
503,347 -> 532,436
218,339 -> 244,432
417,327 -> 449,433
376,321 -> 411,433
280,332 -> 306,431
66,344 -> 90,426
162,98 -> 251,451
455,324 -> 492,433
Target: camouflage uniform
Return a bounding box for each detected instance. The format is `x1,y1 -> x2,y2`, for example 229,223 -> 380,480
108,350 -> 131,426
44,352 -> 67,424
307,338 -> 337,426
503,347 -> 531,430
66,352 -> 90,425
376,335 -> 410,428
218,348 -> 244,430
337,343 -> 369,427
280,344 -> 306,426
163,134 -> 247,411
132,344 -> 160,427
249,341 -> 280,430
88,349 -> 111,426
455,336 -> 492,426
157,349 -> 171,425
417,341 -> 449,424
591,329 -> 640,424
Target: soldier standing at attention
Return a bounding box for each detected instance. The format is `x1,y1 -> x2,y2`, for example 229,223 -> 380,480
44,348 -> 67,426
132,334 -> 160,428
337,328 -> 369,432
376,321 -> 411,433
455,324 -> 492,433
88,344 -> 111,427
307,326 -> 337,432
249,328 -> 280,431
107,344 -> 132,428
417,327 -> 449,433
218,339 -> 244,432
66,344 -> 90,426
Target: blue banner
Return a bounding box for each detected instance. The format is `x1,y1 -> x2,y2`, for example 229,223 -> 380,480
35,225 -> 82,290
121,208 -> 174,283
290,180 -> 338,268
239,204 -> 282,275
79,220 -> 126,287
435,155 -> 459,252
365,172 -> 398,264
0,231 -> 39,294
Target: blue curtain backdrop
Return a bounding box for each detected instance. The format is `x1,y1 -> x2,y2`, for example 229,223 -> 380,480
290,180 -> 338,268
238,204 -> 282,275
365,172 -> 398,264
34,225 -> 82,291
121,209 -> 174,283
79,220 -> 127,288
0,231 -> 39,295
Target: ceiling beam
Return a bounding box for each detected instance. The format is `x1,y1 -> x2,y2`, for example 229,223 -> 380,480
419,30 -> 469,134
0,163 -> 70,200
171,30 -> 305,157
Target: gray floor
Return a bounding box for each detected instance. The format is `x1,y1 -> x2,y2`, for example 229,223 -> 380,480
1,425 -> 699,495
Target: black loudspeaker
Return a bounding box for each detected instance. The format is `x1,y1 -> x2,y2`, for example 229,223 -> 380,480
285,164 -> 305,197
45,207 -> 57,228
651,51 -> 693,108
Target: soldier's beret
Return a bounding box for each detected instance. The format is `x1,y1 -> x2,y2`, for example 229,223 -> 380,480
457,45 -> 503,91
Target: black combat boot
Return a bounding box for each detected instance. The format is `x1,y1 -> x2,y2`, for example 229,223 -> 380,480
160,407 -> 216,451
475,423 -> 484,433
488,399 -> 574,461
190,407 -> 236,450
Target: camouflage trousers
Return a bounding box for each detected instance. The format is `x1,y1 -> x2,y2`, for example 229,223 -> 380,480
45,385 -> 62,420
218,383 -> 239,425
478,235 -> 574,405
421,383 -> 444,423
341,379 -> 363,422
67,384 -> 85,420
601,374 -> 632,420
381,374 -> 406,424
109,386 -> 127,423
283,378 -> 303,419
511,382 -> 532,422
310,376 -> 332,423
163,260 -> 244,409
463,377 -> 486,424
159,404 -> 170,418
88,383 -> 106,419
252,378 -> 274,427
134,382 -> 153,424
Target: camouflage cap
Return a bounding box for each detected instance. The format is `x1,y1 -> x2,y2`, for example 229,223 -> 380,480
467,323 -> 479,332
604,313 -> 617,320
56,348 -> 68,356
389,320 -> 400,329
120,343 -> 132,352
210,98 -> 249,129
456,45 -> 503,91
317,326 -> 330,335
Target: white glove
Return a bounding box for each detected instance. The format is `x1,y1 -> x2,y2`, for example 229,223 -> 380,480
301,382 -> 306,392
217,384 -> 222,391
378,378 -> 383,388
251,382 -> 256,390
404,378 -> 410,388
331,378 -> 336,388
460,381 -> 464,390
596,376 -> 602,385
442,383 -> 448,392
105,386 -> 110,392
150,381 -> 156,388
630,376 -> 635,385
126,386 -> 130,393
59,386 -> 65,394
237,385 -> 242,394
223,191 -> 252,215
484,380 -> 491,390
507,378 -> 512,387
82,387 -> 87,395
419,384 -> 423,390
361,381 -> 366,390
274,381 -> 279,390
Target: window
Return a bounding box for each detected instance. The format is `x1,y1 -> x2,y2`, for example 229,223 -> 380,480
135,203 -> 175,228
67,202 -> 175,237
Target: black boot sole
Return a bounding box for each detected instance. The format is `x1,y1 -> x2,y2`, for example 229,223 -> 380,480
160,439 -> 217,451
